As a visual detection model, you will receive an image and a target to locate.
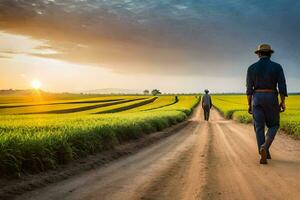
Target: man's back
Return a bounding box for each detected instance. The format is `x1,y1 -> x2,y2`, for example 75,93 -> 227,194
202,93 -> 212,108
247,57 -> 287,96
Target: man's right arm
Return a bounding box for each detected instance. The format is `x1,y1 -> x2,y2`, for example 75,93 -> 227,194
246,67 -> 254,114
247,95 -> 253,114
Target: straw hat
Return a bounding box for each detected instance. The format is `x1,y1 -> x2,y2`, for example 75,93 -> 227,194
255,44 -> 274,54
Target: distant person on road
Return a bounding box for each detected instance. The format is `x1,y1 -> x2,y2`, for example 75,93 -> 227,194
202,89 -> 212,121
246,44 -> 288,164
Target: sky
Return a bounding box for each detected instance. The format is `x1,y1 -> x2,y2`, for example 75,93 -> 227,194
0,0 -> 300,93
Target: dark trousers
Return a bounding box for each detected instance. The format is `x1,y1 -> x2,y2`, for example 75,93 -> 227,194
252,93 -> 280,153
203,105 -> 210,121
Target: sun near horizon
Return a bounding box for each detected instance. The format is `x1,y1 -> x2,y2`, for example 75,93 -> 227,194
31,80 -> 41,90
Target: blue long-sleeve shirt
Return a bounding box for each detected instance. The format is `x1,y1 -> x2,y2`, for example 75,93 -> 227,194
246,57 -> 288,96
202,93 -> 212,108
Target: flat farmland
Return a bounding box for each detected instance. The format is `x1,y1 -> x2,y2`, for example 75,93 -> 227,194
0,94 -> 200,176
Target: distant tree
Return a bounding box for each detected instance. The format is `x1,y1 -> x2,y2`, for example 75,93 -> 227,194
151,89 -> 161,96
143,90 -> 150,95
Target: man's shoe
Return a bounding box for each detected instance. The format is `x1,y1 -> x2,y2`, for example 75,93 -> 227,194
267,150 -> 272,160
260,148 -> 268,164
261,136 -> 274,161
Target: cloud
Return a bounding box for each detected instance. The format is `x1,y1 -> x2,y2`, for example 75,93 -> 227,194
0,0 -> 299,76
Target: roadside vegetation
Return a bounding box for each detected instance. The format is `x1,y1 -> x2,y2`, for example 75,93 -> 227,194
212,95 -> 300,138
0,95 -> 200,177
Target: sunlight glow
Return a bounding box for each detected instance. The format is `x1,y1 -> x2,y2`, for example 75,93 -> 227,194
31,80 -> 41,90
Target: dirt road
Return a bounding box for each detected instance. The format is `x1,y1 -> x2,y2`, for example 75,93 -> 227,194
16,107 -> 300,200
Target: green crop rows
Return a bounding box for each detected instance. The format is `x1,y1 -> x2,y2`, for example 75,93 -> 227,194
0,95 -> 200,176
212,95 -> 300,138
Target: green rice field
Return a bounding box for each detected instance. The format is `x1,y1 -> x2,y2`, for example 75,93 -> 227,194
212,95 -> 300,138
0,94 -> 200,176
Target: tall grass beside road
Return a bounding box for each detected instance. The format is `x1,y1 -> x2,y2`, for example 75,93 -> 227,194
0,95 -> 200,177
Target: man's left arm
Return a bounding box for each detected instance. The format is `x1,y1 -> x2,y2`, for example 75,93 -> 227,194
278,65 -> 288,112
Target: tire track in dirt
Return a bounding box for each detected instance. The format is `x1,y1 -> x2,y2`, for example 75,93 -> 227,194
137,121 -> 210,200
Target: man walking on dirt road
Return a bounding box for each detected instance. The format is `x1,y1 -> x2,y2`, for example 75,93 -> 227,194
202,89 -> 212,121
246,44 -> 288,164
